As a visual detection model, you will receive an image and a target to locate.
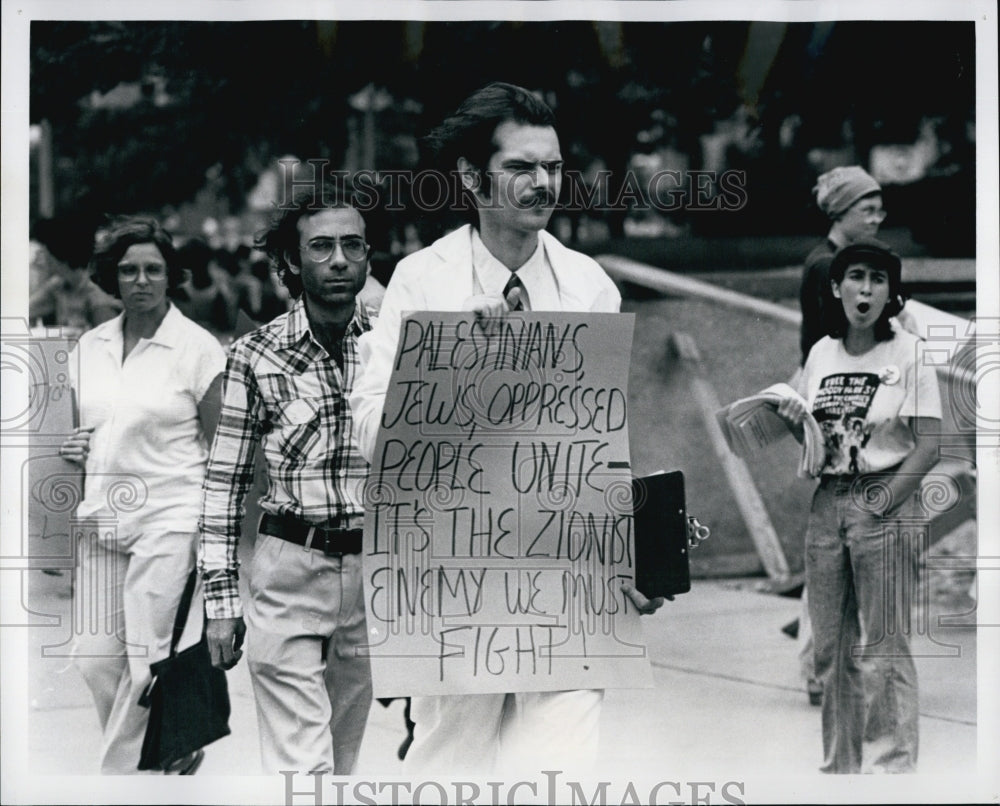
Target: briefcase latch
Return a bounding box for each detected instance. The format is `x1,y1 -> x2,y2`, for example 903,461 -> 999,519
687,516 -> 710,549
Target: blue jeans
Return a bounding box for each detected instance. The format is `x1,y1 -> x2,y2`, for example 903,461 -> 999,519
805,474 -> 920,773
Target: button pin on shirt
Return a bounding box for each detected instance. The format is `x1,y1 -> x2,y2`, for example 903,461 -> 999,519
878,365 -> 901,385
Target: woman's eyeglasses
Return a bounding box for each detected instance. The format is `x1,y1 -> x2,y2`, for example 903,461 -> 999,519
118,263 -> 167,281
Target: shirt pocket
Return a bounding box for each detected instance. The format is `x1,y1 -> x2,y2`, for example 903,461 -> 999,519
275,397 -> 317,426
257,374 -> 324,460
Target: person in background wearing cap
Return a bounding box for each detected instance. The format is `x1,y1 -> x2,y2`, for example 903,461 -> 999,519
800,165 -> 888,365
776,238 -> 941,773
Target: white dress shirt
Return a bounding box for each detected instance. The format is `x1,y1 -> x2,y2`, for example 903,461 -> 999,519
469,226 -> 557,311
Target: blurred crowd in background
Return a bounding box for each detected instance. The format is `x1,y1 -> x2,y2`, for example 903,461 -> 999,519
29,216 -> 293,340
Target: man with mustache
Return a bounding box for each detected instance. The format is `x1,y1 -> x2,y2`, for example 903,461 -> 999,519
350,82 -> 664,776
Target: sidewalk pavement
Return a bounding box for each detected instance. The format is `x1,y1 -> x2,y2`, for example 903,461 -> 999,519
16,567 -> 985,804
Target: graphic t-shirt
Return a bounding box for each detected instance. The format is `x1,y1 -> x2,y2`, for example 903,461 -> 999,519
797,329 -> 942,475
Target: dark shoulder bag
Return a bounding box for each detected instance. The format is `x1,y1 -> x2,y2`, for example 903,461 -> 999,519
137,569 -> 231,771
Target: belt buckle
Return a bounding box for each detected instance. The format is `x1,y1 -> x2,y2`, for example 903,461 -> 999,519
319,527 -> 344,557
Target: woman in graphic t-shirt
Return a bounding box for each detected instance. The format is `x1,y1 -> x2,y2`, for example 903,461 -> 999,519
776,238 -> 941,774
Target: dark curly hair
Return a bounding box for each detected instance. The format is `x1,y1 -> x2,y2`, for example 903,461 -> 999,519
826,238 -> 905,343
254,186 -> 362,298
423,82 -> 557,177
90,216 -> 183,298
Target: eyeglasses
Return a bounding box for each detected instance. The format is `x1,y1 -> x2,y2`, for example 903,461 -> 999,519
302,237 -> 369,263
852,205 -> 887,223
118,263 -> 167,282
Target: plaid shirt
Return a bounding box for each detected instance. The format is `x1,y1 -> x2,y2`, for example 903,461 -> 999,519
199,299 -> 372,619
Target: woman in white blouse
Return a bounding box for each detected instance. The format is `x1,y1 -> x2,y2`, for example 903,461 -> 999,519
60,217 -> 226,774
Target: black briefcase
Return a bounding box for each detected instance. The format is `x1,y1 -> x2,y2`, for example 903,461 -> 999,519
632,471 -> 708,598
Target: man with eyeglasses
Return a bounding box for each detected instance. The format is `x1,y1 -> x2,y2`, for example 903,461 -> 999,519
349,82 -> 665,776
199,188 -> 374,774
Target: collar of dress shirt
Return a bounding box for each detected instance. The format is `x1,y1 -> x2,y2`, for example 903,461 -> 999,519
94,301 -> 186,352
279,296 -> 369,351
470,227 -> 548,309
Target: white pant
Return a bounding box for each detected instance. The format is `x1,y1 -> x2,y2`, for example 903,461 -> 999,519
403,689 -> 604,777
72,530 -> 200,774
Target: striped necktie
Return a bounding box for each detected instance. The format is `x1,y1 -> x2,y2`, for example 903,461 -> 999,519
502,272 -> 525,311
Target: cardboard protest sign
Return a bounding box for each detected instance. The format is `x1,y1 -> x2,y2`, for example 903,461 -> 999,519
362,311 -> 652,696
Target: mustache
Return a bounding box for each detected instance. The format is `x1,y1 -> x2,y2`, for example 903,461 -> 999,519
515,190 -> 559,208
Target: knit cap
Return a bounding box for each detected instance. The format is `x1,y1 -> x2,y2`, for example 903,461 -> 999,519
813,166 -> 882,218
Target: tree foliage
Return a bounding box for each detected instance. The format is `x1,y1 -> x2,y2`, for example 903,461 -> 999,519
30,19 -> 974,233
32,21 -> 364,214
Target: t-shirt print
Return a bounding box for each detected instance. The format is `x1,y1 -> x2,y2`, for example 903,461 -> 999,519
812,372 -> 880,474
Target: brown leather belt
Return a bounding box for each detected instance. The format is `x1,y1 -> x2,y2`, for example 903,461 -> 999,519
259,512 -> 362,556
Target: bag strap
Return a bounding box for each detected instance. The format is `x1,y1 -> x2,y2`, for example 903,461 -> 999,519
169,569 -> 198,657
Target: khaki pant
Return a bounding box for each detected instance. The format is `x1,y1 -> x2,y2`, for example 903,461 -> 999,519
72,531 -> 200,774
245,533 -> 372,775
